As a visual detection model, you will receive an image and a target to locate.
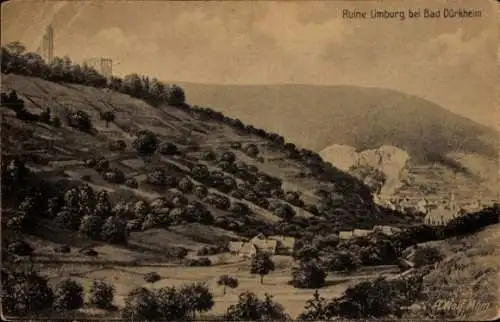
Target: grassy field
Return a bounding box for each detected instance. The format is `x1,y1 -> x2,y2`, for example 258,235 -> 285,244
33,255 -> 400,319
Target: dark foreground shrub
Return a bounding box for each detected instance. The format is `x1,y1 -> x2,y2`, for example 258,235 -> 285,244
89,280 -> 115,309
53,279 -> 84,311
144,272 -> 161,283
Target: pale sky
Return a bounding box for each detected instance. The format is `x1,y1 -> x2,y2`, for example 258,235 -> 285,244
1,0 -> 498,128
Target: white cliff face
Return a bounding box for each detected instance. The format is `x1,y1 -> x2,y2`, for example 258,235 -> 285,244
320,144 -> 410,197
319,144 -> 358,171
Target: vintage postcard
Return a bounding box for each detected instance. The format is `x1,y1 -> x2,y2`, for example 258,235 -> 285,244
1,0 -> 498,320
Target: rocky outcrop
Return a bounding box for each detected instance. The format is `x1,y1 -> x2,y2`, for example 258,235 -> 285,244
320,144 -> 410,197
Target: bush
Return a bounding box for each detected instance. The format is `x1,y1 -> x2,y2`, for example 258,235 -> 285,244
54,210 -> 82,231
217,275 -> 239,295
7,240 -> 34,257
109,139 -> 126,151
413,246 -> 443,268
79,214 -> 104,240
231,202 -> 250,216
201,151 -> 216,161
53,279 -> 84,311
171,247 -> 189,260
294,244 -> 320,262
103,168 -> 125,184
146,168 -> 166,186
219,151 -> 236,164
191,164 -> 210,181
89,280 -> 115,309
291,260 -> 327,289
250,252 -> 275,284
39,107 -> 51,124
225,292 -> 290,321
100,110 -> 115,127
298,290 -> 332,321
193,185 -> 208,199
95,157 -> 110,172
158,142 -> 179,155
101,216 -> 128,244
244,144 -> 259,157
65,110 -> 92,132
51,116 -> 61,128
133,130 -> 158,156
273,204 -> 296,221
186,257 -> 212,267
1,270 -> 55,316
326,276 -> 420,319
179,282 -> 214,319
177,177 -> 193,193
325,251 -> 361,273
125,177 -> 138,188
121,287 -> 159,320
144,272 -> 161,283
166,84 -> 186,106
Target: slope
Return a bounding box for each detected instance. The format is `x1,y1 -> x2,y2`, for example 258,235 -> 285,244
179,82 -> 497,163
2,73 -> 418,253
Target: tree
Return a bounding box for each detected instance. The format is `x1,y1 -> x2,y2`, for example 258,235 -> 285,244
144,272 -> 161,283
149,78 -> 166,101
154,286 -> 188,320
177,177 -> 193,193
294,244 -> 320,262
193,185 -> 208,199
65,109 -> 92,132
1,270 -> 54,316
101,216 -> 128,244
225,291 -> 289,321
94,191 -> 112,217
191,164 -> 210,181
89,280 -> 115,309
54,210 -> 82,231
53,279 -> 84,311
244,144 -> 259,157
217,275 -> 238,295
413,246 -> 443,268
100,111 -> 115,127
166,84 -> 186,106
122,73 -> 143,97
298,290 -> 332,320
158,142 -> 179,155
133,130 -> 158,156
219,151 -> 236,163
291,260 -> 327,289
250,252 -> 275,284
5,41 -> 26,55
274,204 -> 296,221
79,214 -> 104,240
179,282 -> 214,319
39,107 -> 51,123
326,251 -> 361,273
121,287 -> 159,320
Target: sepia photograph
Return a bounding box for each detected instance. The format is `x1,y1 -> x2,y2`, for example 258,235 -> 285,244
0,0 -> 498,320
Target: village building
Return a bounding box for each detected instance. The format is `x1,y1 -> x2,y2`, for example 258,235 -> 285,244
373,225 -> 402,236
352,229 -> 373,238
424,205 -> 458,226
338,231 -> 354,240
229,234 -> 296,258
268,235 -> 296,255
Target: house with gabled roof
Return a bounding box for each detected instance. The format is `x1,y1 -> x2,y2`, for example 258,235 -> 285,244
338,231 -> 354,240
268,235 -> 296,255
353,229 -> 373,237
